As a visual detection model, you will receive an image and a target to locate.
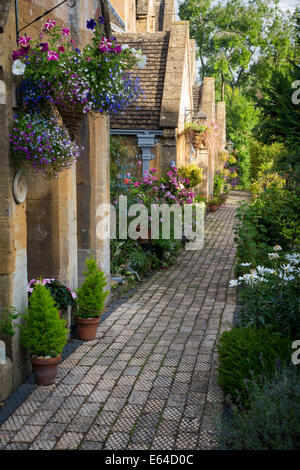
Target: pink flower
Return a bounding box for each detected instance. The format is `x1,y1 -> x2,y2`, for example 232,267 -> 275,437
99,37 -> 112,53
138,160 -> 142,165
85,57 -> 92,61
47,50 -> 59,61
112,45 -> 122,54
58,45 -> 65,53
44,19 -> 56,30
62,27 -> 70,37
18,36 -> 31,47
70,39 -> 76,46
71,292 -> 77,299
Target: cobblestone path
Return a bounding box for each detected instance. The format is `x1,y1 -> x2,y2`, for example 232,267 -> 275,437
0,192 -> 249,450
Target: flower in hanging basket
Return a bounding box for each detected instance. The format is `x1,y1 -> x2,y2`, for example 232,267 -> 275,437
10,112 -> 80,178
11,18 -> 146,119
12,59 -> 26,75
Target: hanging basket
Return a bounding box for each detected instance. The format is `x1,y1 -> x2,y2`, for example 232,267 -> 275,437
189,130 -> 206,150
56,106 -> 85,140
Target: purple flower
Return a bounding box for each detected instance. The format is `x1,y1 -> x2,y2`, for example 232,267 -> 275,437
98,16 -> 105,25
87,19 -> 97,30
39,42 -> 49,52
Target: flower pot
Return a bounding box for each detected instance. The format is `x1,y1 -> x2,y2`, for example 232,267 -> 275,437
30,355 -> 61,386
209,204 -> 219,212
75,316 -> 100,341
57,106 -> 85,140
136,225 -> 151,244
190,130 -> 206,150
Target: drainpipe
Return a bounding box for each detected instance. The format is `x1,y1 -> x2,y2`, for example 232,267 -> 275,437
136,133 -> 156,175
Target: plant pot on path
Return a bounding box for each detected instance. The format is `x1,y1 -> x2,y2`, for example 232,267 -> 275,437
75,316 -> 100,341
30,355 -> 62,386
209,204 -> 219,212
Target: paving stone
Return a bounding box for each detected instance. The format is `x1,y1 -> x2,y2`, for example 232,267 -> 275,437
0,193 -> 248,450
55,432 -> 83,450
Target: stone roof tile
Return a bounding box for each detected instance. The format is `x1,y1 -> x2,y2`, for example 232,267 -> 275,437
110,32 -> 170,130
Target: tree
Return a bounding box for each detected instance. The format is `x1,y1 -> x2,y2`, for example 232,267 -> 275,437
179,0 -> 296,99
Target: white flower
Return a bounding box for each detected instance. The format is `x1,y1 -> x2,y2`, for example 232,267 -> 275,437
268,252 -> 279,260
285,253 -> 300,264
12,60 -> 26,75
229,279 -> 240,287
137,55 -> 147,69
280,264 -> 295,274
273,245 -> 282,251
240,262 -> 251,266
122,44 -> 130,51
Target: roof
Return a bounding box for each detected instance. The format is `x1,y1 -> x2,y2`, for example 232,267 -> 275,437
110,32 -> 170,130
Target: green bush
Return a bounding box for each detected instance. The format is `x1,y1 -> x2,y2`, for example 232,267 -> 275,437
250,172 -> 286,195
20,283 -> 67,357
249,140 -> 284,181
128,249 -> 152,276
216,366 -> 300,450
217,327 -> 292,405
238,265 -> 300,338
75,255 -> 108,318
0,306 -> 19,337
234,187 -> 300,274
178,164 -> 203,188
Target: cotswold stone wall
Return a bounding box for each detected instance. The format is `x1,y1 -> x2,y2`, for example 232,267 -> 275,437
0,0 -> 111,400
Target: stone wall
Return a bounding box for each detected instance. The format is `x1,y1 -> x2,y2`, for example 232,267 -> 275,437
0,0 -> 111,400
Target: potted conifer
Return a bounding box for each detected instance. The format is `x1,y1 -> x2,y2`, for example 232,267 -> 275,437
20,283 -> 68,385
74,255 -> 108,341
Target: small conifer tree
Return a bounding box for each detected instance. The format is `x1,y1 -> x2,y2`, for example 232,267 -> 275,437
20,283 -> 67,357
75,255 -> 108,318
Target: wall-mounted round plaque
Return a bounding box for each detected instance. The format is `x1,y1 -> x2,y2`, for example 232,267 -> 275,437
13,169 -> 28,204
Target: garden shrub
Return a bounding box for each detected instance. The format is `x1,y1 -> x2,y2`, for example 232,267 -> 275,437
237,258 -> 300,338
178,164 -> 203,188
234,186 -> 300,273
20,283 -> 67,357
128,249 -> 152,276
75,255 -> 108,318
249,140 -> 284,181
217,327 -> 292,405
250,172 -> 286,195
216,366 -> 300,450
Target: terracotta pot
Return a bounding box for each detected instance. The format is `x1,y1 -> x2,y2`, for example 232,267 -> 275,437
30,355 -> 61,386
75,316 -> 100,341
136,225 -> 151,243
190,130 -> 206,150
209,204 -> 219,212
57,106 -> 85,140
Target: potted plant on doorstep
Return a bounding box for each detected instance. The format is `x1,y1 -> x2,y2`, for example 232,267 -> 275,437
20,283 -> 68,385
74,255 -> 108,341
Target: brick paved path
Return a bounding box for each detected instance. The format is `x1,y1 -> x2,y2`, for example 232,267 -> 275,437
0,192 -> 249,450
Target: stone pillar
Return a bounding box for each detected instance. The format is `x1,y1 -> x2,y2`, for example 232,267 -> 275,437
125,0 -> 137,32
77,114 -> 111,298
160,21 -> 190,128
136,0 -> 155,33
162,0 -> 175,31
27,166 -> 77,291
196,149 -> 210,199
161,129 -> 177,170
216,101 -> 226,150
201,77 -> 215,123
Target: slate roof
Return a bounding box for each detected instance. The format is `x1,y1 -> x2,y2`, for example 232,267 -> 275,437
110,32 -> 170,130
